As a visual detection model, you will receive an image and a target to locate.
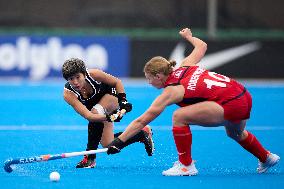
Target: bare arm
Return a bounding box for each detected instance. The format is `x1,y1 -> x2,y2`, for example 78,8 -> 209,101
179,28 -> 207,67
89,68 -> 133,114
63,89 -> 107,122
118,85 -> 184,142
89,69 -> 125,93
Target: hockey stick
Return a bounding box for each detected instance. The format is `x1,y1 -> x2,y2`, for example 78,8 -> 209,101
109,109 -> 126,121
3,148 -> 107,173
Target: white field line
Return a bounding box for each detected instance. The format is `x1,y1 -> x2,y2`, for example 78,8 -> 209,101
0,125 -> 283,131
1,78 -> 284,87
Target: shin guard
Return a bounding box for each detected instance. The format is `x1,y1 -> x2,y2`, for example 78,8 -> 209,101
87,122 -> 104,160
238,131 -> 269,163
173,126 -> 192,166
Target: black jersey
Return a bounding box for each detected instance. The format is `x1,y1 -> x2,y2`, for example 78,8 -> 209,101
64,70 -> 117,110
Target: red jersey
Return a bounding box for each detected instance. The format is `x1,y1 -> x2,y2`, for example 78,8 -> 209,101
164,66 -> 251,121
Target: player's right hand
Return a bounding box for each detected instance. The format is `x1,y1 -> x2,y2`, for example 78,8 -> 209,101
119,100 -> 132,113
117,93 -> 132,113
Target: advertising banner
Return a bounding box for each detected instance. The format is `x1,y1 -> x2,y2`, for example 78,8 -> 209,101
130,39 -> 284,78
0,35 -> 129,80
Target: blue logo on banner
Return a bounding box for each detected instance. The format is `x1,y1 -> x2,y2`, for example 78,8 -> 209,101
0,35 -> 129,80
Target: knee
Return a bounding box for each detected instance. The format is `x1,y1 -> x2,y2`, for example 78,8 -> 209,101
226,130 -> 235,140
172,110 -> 187,125
100,142 -> 108,148
226,130 -> 247,142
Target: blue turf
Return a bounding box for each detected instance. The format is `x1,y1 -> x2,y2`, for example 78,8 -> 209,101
0,80 -> 283,189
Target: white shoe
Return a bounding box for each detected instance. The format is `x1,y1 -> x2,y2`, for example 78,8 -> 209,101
162,161 -> 198,176
257,153 -> 280,173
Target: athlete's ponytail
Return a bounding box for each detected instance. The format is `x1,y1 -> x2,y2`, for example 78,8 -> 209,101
168,60 -> 177,68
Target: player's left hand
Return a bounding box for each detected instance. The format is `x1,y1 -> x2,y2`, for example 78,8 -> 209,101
179,28 -> 192,39
107,138 -> 125,155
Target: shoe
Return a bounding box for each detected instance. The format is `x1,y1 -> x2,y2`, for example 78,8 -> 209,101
76,155 -> 96,168
257,153 -> 280,173
162,161 -> 198,176
140,125 -> 155,156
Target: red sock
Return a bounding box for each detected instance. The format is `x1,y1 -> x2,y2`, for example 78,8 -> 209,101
172,126 -> 192,166
238,131 -> 269,163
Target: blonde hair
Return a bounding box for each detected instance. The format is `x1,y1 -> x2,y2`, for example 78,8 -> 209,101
143,56 -> 176,76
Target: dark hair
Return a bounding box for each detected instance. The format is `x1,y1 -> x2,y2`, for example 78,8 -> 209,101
62,58 -> 87,80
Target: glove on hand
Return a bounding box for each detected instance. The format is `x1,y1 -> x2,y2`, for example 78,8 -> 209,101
117,93 -> 132,113
107,138 -> 125,155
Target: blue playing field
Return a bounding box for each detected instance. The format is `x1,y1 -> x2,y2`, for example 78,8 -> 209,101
0,80 -> 283,189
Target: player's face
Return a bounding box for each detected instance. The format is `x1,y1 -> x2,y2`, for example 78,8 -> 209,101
67,73 -> 86,91
145,72 -> 164,89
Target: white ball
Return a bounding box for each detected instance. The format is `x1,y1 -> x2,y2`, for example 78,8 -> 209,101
49,171 -> 60,182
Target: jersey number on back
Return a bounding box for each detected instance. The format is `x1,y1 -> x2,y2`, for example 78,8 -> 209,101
204,72 -> 230,89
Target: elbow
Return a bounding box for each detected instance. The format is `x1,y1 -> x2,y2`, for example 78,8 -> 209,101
115,78 -> 123,87
198,42 -> 207,57
201,41 -> 207,53
117,78 -> 123,84
192,37 -> 207,53
203,42 -> 208,51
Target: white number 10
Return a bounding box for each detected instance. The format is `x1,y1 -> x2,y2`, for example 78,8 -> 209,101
203,72 -> 230,89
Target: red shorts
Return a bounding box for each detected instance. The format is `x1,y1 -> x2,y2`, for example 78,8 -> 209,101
220,89 -> 252,122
